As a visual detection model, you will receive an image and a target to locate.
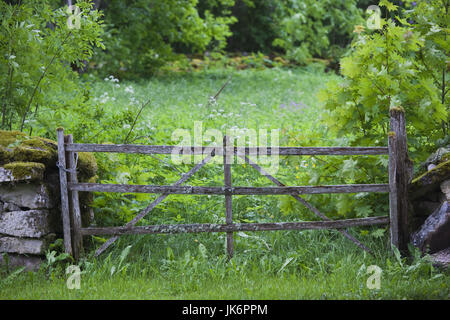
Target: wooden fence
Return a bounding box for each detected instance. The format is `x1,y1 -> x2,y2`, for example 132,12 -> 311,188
57,109 -> 410,261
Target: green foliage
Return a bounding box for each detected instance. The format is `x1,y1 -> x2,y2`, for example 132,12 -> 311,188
222,0 -> 285,53
0,258 -> 25,290
93,0 -> 236,78
0,0 -> 104,132
319,0 -> 449,164
273,0 -> 365,64
1,230 -> 448,299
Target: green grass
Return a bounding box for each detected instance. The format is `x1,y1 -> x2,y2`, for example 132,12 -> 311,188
82,64 -> 338,145
2,66 -> 448,299
1,230 -> 448,299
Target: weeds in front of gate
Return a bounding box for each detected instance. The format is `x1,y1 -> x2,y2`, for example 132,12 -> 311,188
1,230 -> 448,299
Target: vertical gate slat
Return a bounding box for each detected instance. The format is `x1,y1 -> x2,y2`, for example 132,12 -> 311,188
66,134 -> 83,261
223,136 -> 234,258
57,128 -> 73,256
388,107 -> 410,253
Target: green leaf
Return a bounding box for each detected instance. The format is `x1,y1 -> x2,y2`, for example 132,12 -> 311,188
379,0 -> 398,12
342,159 -> 358,181
355,205 -> 373,218
371,228 -> 386,238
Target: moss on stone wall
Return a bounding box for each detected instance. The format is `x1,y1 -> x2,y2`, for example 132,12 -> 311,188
3,162 -> 45,181
0,130 -> 26,148
0,129 -> 98,227
411,160 -> 450,187
78,152 -> 98,181
0,130 -> 97,179
0,145 -> 12,164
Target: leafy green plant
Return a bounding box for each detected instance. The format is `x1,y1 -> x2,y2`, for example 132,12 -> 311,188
0,0 -> 104,132
273,0 -> 365,64
41,250 -> 72,279
93,0 -> 236,78
319,0 -> 448,165
109,245 -> 132,276
0,261 -> 25,290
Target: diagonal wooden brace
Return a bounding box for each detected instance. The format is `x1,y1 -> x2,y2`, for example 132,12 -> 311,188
94,152 -> 215,257
239,154 -> 373,255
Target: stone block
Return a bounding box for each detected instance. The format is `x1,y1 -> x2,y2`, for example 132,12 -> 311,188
440,180 -> 450,201
0,253 -> 42,271
0,210 -> 51,238
0,162 -> 45,183
0,200 -> 21,212
429,247 -> 450,269
0,183 -> 53,209
0,236 -> 48,255
412,201 -> 450,254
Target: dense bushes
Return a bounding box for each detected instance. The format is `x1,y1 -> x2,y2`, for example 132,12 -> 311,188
93,0 -> 236,77
0,0 -> 104,132
224,0 -> 284,53
273,0 -> 365,64
319,0 -> 449,163
92,0 -> 374,76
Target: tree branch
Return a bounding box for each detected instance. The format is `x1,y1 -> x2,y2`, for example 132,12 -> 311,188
20,31 -> 72,131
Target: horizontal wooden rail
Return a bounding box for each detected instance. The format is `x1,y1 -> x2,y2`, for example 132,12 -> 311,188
69,183 -> 389,194
81,216 -> 390,236
66,144 -> 388,156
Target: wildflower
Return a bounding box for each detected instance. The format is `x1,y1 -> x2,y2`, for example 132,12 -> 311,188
124,86 -> 134,94
353,25 -> 365,34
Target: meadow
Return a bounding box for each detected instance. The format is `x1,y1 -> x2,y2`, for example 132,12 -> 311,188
1,66 -> 448,299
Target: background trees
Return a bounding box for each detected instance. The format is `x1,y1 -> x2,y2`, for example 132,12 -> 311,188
0,0 -> 448,158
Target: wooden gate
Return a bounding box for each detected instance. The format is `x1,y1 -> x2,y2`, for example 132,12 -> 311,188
57,109 -> 410,261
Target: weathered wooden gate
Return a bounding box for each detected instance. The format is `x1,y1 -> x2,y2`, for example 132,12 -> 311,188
57,108 -> 410,261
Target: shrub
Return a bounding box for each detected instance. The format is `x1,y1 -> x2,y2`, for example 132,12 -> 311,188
273,0 -> 365,64
318,0 -> 449,163
93,0 -> 236,78
0,0 -> 104,132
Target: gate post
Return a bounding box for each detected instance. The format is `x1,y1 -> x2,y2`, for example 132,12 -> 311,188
223,135 -> 234,258
57,128 -> 73,256
388,107 -> 410,253
66,134 -> 83,261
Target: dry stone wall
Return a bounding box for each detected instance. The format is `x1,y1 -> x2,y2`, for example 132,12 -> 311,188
409,147 -> 450,268
0,130 -> 97,271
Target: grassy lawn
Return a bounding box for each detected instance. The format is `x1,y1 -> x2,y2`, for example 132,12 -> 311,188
1,231 -> 448,299
1,66 -> 449,299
